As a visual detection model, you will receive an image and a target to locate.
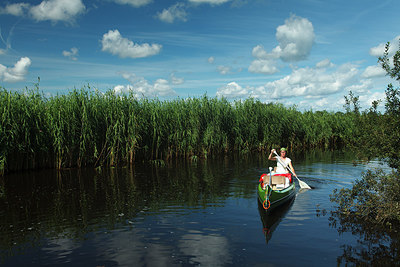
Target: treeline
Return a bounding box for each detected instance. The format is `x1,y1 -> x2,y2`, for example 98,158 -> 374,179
330,40 -> 400,245
1,86 -> 362,174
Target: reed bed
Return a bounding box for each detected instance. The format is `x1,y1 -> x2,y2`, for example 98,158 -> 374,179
0,86 -> 359,174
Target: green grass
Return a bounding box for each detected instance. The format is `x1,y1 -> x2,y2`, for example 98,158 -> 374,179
0,86 -> 361,174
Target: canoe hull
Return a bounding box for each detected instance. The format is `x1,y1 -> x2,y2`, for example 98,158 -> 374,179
257,182 -> 296,211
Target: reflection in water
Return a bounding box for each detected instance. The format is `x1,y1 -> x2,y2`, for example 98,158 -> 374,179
257,199 -> 294,244
326,209 -> 400,265
179,230 -> 232,265
0,156 -> 254,265
1,151 -> 397,265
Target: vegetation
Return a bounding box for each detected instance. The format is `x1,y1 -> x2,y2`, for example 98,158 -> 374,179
330,40 -> 400,250
0,86 -> 361,175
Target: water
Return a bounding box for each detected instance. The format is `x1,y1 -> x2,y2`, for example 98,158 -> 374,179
0,150 -> 391,266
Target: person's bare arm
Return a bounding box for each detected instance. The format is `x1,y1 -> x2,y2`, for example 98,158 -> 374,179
288,161 -> 296,176
268,149 -> 276,161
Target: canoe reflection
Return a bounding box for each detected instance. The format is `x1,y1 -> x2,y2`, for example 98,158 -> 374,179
257,197 -> 294,244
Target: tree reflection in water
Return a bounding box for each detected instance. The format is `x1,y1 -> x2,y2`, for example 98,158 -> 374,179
321,206 -> 400,265
0,156 -> 244,264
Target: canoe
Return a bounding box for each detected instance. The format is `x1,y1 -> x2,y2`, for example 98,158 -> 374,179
257,173 -> 296,211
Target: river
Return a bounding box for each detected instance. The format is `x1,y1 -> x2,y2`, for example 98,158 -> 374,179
0,150 -> 391,266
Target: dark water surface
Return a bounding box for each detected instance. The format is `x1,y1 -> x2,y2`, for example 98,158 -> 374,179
0,151 -> 388,266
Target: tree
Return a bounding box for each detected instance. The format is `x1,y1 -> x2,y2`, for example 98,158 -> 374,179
343,90 -> 361,114
378,40 -> 400,170
329,39 -> 400,248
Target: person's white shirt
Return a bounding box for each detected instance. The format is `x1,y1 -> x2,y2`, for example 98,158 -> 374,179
275,157 -> 291,174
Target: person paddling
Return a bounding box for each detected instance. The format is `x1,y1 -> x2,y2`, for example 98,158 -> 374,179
268,147 -> 296,176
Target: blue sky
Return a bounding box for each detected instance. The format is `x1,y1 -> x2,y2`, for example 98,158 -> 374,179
0,0 -> 399,111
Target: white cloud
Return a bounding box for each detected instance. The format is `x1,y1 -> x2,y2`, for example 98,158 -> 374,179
29,0 -> 85,23
112,0 -> 152,7
208,56 -> 215,64
362,64 -> 386,78
226,61 -> 363,102
153,79 -> 174,96
114,73 -> 177,97
265,63 -> 359,99
359,91 -> 385,108
0,57 -> 31,82
315,98 -> 329,108
217,65 -> 231,75
220,58 -> 387,111
170,73 -> 184,85
156,3 -> 187,23
249,15 -> 315,74
248,59 -> 278,74
0,3 -> 30,16
101,29 -> 162,58
345,79 -> 373,95
62,47 -> 78,61
369,35 -> 400,76
0,0 -> 85,23
316,59 -> 333,68
275,15 -> 315,62
369,35 -> 400,57
369,43 -> 386,57
251,45 -> 273,59
188,0 -> 230,5
217,82 -> 249,98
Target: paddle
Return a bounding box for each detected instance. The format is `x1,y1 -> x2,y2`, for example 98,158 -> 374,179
273,150 -> 311,189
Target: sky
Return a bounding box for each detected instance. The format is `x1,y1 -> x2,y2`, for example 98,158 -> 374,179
0,0 -> 399,111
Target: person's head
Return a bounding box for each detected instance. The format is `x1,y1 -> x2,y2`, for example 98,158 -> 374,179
280,147 -> 287,157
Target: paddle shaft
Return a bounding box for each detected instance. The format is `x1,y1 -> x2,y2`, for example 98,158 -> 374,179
273,151 -> 295,176
273,150 -> 311,189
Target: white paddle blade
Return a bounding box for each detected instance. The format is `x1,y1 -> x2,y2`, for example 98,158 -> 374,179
298,179 -> 311,189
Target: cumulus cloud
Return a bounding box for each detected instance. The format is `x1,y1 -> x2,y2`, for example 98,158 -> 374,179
0,57 -> 31,82
101,29 -> 162,58
0,0 -> 85,24
359,91 -> 385,108
0,3 -> 30,16
170,73 -> 184,85
62,47 -> 78,60
208,56 -> 215,64
156,2 -> 187,23
248,59 -> 278,74
249,15 -> 315,74
221,61 -> 365,102
316,59 -> 334,69
369,35 -> 400,57
112,0 -> 152,7
275,15 -> 315,62
315,97 -> 329,107
220,57 -> 386,111
251,45 -> 277,60
345,79 -> 372,94
114,73 -> 177,97
362,64 -> 386,78
216,82 -> 250,98
188,0 -> 230,5
266,63 -> 359,99
30,0 -> 85,23
369,35 -> 400,75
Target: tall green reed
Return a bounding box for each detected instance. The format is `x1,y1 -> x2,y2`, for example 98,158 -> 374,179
0,86 -> 362,175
